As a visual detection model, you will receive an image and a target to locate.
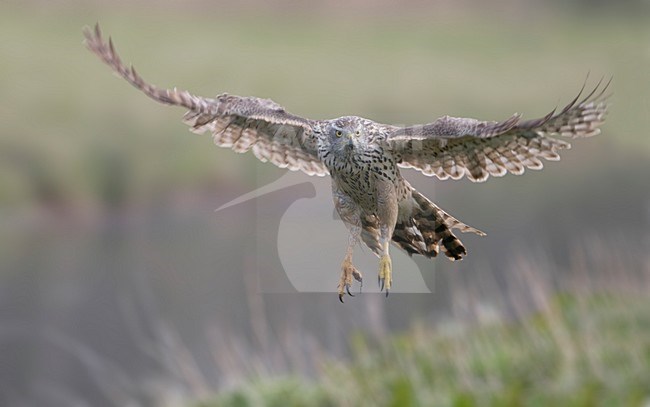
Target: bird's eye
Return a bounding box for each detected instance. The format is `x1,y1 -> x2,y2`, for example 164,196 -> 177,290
335,130 -> 342,137
355,130 -> 360,136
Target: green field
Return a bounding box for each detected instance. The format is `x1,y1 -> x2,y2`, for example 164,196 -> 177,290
201,293 -> 650,406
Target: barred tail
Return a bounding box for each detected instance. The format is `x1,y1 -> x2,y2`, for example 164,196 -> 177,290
392,189 -> 485,261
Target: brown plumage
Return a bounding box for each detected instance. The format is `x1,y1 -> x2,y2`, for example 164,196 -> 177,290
392,190 -> 485,260
390,78 -> 610,182
83,24 -> 610,301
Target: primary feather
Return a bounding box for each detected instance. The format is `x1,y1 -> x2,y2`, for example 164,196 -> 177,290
83,24 -> 327,176
389,78 -> 610,182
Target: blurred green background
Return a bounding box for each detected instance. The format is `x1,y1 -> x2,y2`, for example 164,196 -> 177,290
1,1 -> 649,406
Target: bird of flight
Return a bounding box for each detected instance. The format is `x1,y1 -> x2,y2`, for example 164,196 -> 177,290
84,24 -> 609,302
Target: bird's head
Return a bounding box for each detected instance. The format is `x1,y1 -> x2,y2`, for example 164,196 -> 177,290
326,116 -> 366,153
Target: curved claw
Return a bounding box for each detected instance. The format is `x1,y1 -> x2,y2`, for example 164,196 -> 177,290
353,270 -> 363,283
339,257 -> 362,302
339,293 -> 345,303
378,254 -> 392,294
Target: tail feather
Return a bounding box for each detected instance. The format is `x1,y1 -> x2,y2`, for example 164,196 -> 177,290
392,190 -> 485,261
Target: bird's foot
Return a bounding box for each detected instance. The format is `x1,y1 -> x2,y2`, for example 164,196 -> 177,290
378,254 -> 392,297
338,257 -> 363,303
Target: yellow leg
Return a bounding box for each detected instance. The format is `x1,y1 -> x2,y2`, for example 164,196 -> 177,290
338,253 -> 363,303
378,254 -> 392,296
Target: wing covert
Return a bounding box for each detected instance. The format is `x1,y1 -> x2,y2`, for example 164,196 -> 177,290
83,24 -> 327,176
388,80 -> 610,182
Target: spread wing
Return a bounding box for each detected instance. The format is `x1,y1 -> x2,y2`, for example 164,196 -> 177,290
387,79 -> 610,182
83,24 -> 327,176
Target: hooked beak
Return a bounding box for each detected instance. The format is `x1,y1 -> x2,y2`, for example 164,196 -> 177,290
345,133 -> 354,148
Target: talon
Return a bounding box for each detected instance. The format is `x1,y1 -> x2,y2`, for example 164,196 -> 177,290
385,289 -> 389,298
352,270 -> 362,283
378,254 -> 392,293
338,256 -> 362,301
339,293 -> 344,303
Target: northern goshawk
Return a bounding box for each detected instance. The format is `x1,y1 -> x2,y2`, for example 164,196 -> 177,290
84,24 -> 609,301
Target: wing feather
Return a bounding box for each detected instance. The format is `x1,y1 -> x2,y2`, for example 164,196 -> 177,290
83,24 -> 327,176
389,80 -> 610,182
